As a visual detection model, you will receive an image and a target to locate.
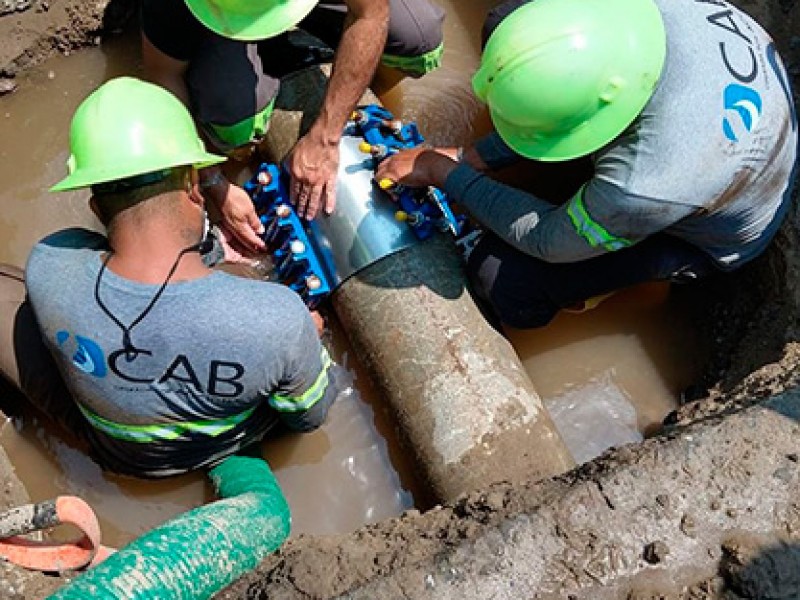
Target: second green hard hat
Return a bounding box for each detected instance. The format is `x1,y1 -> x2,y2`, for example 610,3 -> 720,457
473,0 -> 666,161
184,0 -> 319,41
51,77 -> 225,192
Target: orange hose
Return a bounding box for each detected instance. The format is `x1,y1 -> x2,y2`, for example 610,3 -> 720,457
0,496 -> 115,572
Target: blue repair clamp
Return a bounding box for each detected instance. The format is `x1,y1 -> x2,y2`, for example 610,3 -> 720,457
243,164 -> 332,308
348,104 -> 465,241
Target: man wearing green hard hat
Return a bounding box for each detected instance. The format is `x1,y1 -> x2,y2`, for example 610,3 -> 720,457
376,0 -> 798,328
0,77 -> 337,477
142,0 -> 445,255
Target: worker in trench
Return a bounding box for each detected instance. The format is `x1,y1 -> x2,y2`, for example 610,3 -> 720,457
0,77 -> 338,478
375,0 -> 798,329
141,0 -> 445,257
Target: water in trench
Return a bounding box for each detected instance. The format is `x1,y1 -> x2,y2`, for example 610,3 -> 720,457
0,1 -> 702,548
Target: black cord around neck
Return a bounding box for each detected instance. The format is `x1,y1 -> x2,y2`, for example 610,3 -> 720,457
93,242 -> 202,362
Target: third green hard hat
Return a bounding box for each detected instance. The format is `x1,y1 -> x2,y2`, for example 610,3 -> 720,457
473,0 -> 666,161
184,0 -> 318,41
51,77 -> 225,192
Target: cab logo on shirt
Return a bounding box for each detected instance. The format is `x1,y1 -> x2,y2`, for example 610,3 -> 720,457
55,330 -> 245,397
56,331 -> 107,377
702,0 -> 764,142
723,83 -> 762,141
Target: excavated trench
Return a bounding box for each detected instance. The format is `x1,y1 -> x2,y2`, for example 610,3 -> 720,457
0,0 -> 799,598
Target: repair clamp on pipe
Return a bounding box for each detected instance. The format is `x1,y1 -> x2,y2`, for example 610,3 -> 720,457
243,104 -> 480,298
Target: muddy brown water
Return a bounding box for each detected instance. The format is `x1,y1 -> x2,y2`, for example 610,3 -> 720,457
0,2 -> 701,549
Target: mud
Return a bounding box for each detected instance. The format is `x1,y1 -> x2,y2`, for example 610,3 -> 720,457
0,0 -> 799,598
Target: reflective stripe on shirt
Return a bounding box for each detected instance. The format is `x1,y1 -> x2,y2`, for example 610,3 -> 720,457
269,348 -> 333,413
566,187 -> 633,251
77,402 -> 257,443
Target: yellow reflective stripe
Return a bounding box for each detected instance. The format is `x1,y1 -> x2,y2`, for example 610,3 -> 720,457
566,187 -> 632,251
77,403 -> 256,444
270,348 -> 333,413
208,99 -> 276,149
381,43 -> 444,75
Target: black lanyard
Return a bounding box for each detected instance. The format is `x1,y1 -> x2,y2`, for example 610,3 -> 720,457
93,243 -> 202,362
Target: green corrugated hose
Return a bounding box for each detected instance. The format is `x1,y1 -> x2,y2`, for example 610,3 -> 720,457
47,456 -> 290,599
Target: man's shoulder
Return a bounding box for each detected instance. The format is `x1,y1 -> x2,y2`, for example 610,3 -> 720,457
26,229 -> 104,298
215,270 -> 304,297
207,272 -> 310,313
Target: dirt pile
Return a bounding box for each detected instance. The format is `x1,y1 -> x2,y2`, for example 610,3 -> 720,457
0,0 -> 133,93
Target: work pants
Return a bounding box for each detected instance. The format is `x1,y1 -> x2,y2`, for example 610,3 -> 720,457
190,0 -> 446,150
467,233 -> 719,330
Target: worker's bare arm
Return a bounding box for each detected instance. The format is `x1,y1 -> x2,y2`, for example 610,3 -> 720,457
285,0 -> 390,220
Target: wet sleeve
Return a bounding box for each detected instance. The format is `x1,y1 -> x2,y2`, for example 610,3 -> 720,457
141,0 -> 204,61
473,132 -> 522,170
269,307 -> 336,432
445,165 -> 697,262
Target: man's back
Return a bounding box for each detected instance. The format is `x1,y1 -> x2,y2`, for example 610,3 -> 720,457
595,0 -> 798,267
25,228 -> 331,477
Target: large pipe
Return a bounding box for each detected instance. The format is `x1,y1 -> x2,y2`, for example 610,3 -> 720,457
261,66 -> 573,502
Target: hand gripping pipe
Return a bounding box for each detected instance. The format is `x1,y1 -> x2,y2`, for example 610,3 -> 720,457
46,456 -> 290,600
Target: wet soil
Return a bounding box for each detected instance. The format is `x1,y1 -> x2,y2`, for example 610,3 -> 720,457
1,0 -> 799,598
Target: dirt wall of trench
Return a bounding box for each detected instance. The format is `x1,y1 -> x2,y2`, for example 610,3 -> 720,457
0,0 -> 799,598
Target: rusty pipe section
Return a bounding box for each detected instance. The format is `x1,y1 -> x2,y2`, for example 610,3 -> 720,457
260,66 -> 574,502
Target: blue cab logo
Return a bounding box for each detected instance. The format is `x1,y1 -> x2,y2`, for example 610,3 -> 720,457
56,331 -> 107,378
723,83 -> 762,142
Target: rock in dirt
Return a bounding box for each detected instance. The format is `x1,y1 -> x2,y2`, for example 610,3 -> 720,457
0,0 -> 31,17
0,77 -> 15,95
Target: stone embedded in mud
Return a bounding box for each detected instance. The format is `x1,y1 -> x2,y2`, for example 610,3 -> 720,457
0,78 -> 16,95
0,0 -> 31,16
643,541 -> 670,564
679,514 -> 697,538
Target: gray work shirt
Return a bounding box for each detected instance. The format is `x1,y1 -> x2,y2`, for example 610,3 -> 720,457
25,228 -> 335,477
446,0 -> 797,269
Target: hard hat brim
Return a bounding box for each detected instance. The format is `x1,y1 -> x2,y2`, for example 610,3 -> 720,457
50,151 -> 226,192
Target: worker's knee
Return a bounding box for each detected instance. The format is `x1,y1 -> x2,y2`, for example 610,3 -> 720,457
186,40 -> 279,151
201,99 -> 276,154
381,0 -> 445,75
466,238 -> 558,330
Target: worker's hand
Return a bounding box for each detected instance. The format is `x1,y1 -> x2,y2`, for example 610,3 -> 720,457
310,310 -> 326,337
285,134 -> 339,220
375,147 -> 458,191
202,175 -> 266,255
214,225 -> 260,266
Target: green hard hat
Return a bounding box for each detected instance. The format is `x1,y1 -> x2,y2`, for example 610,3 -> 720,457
51,77 -> 225,192
184,0 -> 318,41
472,0 -> 666,161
